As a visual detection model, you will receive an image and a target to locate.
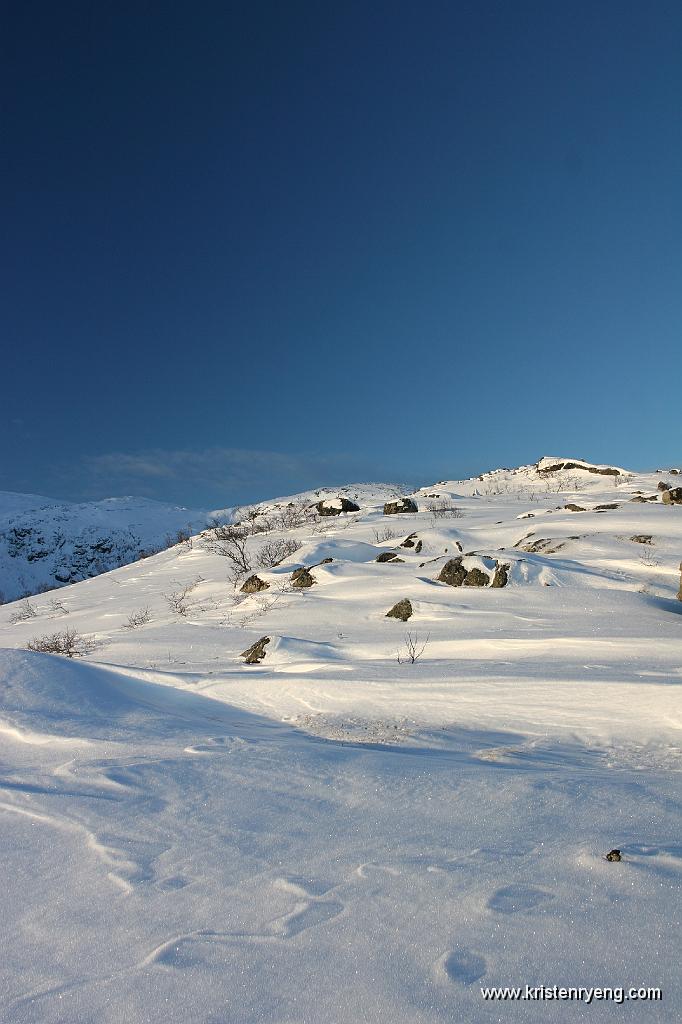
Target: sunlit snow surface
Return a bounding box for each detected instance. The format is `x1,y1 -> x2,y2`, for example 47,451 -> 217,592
1,462 -> 680,1022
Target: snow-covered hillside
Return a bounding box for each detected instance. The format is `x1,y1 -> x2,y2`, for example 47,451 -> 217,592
0,458 -> 680,1023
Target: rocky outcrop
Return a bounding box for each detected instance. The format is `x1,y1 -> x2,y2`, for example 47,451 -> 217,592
383,498 -> 418,515
240,574 -> 270,594
386,598 -> 413,621
539,460 -> 621,476
437,558 -> 468,587
315,498 -> 361,516
399,533 -> 422,553
240,636 -> 270,664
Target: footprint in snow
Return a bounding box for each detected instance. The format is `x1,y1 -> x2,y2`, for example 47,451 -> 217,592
439,948 -> 487,985
488,884 -> 553,914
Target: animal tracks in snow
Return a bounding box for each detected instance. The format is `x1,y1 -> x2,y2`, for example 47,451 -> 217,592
438,947 -> 488,985
487,883 -> 554,914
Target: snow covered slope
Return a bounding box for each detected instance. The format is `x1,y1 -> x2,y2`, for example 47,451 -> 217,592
0,458 -> 681,1022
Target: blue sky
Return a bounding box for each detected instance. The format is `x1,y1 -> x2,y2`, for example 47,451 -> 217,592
3,1 -> 681,508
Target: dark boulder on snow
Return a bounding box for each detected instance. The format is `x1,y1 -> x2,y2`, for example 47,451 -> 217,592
661,487 -> 682,505
463,567 -> 491,587
383,498 -> 418,515
240,574 -> 270,594
291,567 -> 316,588
564,503 -> 586,512
386,598 -> 413,622
240,636 -> 270,664
315,498 -> 361,517
437,558 -> 468,587
658,481 -> 672,492
492,562 -> 510,588
605,849 -> 622,862
375,551 -> 403,563
399,533 -> 423,553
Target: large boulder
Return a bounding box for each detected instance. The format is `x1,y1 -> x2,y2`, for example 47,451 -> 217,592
437,558 -> 468,587
240,574 -> 270,594
383,498 -> 418,515
240,636 -> 270,664
291,567 -> 316,588
315,497 -> 361,517
386,598 -> 413,622
661,487 -> 682,505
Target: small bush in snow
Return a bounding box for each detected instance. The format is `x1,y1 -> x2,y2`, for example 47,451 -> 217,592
427,501 -> 463,519
257,538 -> 302,568
26,628 -> 97,658
49,598 -> 69,615
125,606 -> 152,629
9,599 -> 38,624
397,631 -> 430,664
204,524 -> 253,580
372,526 -> 399,543
163,578 -> 202,616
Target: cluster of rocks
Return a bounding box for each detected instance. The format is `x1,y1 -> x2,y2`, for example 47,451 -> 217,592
400,533 -> 422,553
437,557 -> 510,588
383,498 -> 418,515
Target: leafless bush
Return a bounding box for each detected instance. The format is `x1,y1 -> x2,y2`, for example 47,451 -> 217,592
49,598 -> 69,616
9,599 -> 38,624
204,523 -> 253,581
427,501 -> 464,519
257,537 -> 302,568
124,606 -> 152,629
26,628 -> 97,658
372,526 -> 399,543
163,577 -> 202,616
275,502 -> 318,530
397,631 -> 430,664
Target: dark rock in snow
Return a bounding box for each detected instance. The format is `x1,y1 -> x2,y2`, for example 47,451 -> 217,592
291,567 -> 316,588
438,558 -> 468,587
240,636 -> 270,664
661,487 -> 682,505
376,551 -> 401,563
386,599 -> 413,622
240,574 -> 270,594
383,498 -> 418,515
463,567 -> 491,587
630,535 -> 652,545
605,849 -> 622,862
564,503 -> 586,512
492,562 -> 510,588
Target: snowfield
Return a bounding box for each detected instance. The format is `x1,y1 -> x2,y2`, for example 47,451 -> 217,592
0,460 -> 680,1022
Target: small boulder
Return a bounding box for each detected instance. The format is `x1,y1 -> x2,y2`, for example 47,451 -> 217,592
605,849 -> 622,862
240,574 -> 270,594
564,503 -> 585,512
315,497 -> 361,517
291,568 -> 316,588
594,503 -> 619,511
400,533 -> 418,548
240,636 -> 270,664
492,562 -> 510,588
630,535 -> 652,545
658,481 -> 672,492
383,498 -> 418,515
386,598 -> 413,622
376,551 -> 402,563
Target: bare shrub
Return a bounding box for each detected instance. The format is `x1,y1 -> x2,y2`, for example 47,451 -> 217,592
165,525 -> 194,551
9,599 -> 38,624
397,631 -> 430,664
427,501 -> 464,519
49,598 -> 69,616
372,526 -> 399,543
204,524 -> 253,580
163,577 -> 202,616
26,628 -> 97,658
257,537 -> 302,568
124,606 -> 152,629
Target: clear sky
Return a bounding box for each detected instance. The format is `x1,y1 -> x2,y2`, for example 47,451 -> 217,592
3,1 -> 681,508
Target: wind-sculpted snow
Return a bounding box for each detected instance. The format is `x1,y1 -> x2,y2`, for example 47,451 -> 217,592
0,459 -> 681,1022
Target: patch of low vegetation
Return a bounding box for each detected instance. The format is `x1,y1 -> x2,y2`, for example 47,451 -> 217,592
26,628 -> 97,658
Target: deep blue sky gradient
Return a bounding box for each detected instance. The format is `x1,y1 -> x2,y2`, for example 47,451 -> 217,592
3,1 -> 681,507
